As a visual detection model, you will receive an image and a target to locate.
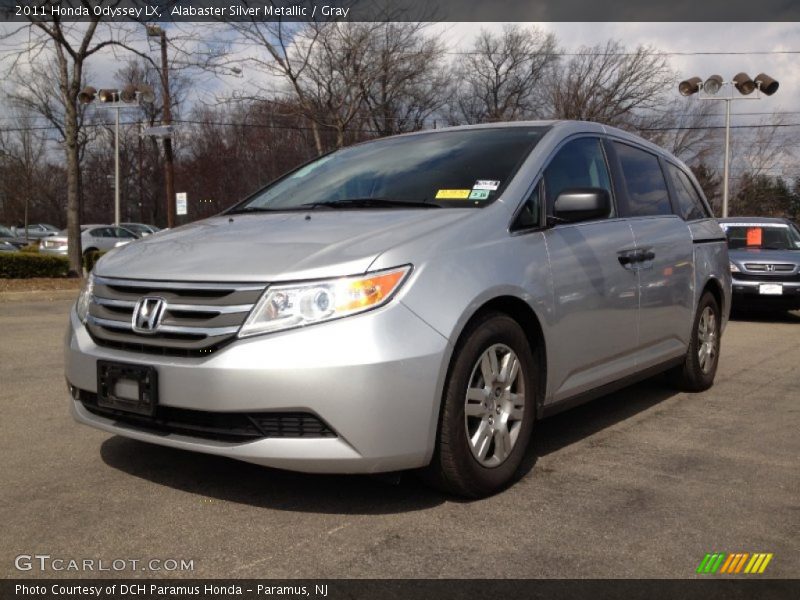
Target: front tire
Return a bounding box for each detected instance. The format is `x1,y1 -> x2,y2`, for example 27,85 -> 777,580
669,291 -> 721,392
425,312 -> 537,498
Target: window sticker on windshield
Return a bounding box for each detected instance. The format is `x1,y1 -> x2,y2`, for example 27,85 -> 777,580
436,189 -> 472,199
747,228 -> 763,246
473,180 -> 500,190
468,189 -> 490,200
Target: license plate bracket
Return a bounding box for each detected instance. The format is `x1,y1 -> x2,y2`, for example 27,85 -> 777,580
97,360 -> 158,416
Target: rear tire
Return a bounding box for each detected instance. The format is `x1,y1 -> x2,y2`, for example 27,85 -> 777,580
669,291 -> 721,392
425,312 -> 537,498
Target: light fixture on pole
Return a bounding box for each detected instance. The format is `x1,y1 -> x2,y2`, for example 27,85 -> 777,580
79,84 -> 155,226
678,72 -> 779,218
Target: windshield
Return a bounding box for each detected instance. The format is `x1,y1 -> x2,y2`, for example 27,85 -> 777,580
723,224 -> 800,250
232,127 -> 549,212
0,226 -> 15,237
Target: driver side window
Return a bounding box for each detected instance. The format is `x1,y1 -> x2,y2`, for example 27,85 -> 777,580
544,137 -> 614,218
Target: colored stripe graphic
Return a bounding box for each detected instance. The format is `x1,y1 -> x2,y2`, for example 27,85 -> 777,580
697,554 -> 712,573
758,554 -> 774,573
719,554 -> 735,573
745,554 -> 762,573
735,553 -> 750,573
700,552 -> 773,574
711,553 -> 726,573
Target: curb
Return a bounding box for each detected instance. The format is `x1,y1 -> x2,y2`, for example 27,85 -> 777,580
0,289 -> 79,303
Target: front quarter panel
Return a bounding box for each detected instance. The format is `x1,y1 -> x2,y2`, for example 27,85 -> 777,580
371,217 -> 553,449
690,220 -> 731,330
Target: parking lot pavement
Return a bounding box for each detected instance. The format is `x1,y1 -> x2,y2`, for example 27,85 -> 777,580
1,295 -> 798,579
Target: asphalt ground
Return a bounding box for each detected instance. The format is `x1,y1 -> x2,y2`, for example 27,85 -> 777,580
1,294 -> 798,579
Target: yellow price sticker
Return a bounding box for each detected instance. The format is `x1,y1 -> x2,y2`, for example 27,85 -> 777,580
435,189 -> 472,199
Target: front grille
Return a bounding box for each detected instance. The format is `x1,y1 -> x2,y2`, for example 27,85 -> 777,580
78,390 -> 336,442
87,276 -> 266,355
744,263 -> 795,272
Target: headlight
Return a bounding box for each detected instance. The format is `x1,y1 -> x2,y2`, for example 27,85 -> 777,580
730,262 -> 740,273
239,265 -> 411,337
75,273 -> 94,323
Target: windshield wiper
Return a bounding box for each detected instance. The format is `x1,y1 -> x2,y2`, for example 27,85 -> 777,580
299,198 -> 439,210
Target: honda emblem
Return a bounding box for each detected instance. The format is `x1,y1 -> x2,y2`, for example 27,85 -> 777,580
132,297 -> 167,334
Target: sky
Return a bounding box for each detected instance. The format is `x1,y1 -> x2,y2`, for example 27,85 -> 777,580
1,21 -> 798,176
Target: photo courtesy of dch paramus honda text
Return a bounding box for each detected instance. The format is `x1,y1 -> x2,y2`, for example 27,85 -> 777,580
64,121 -> 732,497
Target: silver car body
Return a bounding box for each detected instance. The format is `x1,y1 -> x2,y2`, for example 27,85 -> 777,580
14,223 -> 60,239
65,121 -> 731,474
40,225 -> 138,256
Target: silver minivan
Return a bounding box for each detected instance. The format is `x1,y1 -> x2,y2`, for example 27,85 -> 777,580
65,121 -> 731,497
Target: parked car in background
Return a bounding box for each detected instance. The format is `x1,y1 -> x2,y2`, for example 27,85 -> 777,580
40,225 -> 139,257
720,217 -> 800,312
0,240 -> 18,252
65,121 -> 731,497
0,225 -> 27,249
121,223 -> 161,237
13,223 -> 60,240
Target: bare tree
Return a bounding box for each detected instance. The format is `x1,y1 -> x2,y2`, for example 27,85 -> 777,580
230,14 -> 327,153
0,109 -> 48,236
359,22 -> 451,136
1,15 -> 122,276
638,98 -> 720,165
453,25 -> 559,124
298,22 -> 377,148
549,40 -> 673,127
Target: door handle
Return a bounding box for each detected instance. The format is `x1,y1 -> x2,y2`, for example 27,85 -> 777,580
617,251 -> 637,268
618,249 -> 655,268
640,251 -> 656,262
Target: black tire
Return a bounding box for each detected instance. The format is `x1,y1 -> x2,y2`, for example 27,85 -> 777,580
425,311 -> 538,498
669,291 -> 721,392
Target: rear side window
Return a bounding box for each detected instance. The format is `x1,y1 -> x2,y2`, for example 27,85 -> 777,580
666,163 -> 709,221
544,137 -> 613,215
614,143 -> 671,217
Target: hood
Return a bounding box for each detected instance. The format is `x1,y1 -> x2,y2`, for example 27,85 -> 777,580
729,247 -> 800,265
96,209 -> 473,282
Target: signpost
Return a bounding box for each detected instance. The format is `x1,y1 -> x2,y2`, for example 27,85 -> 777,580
176,192 -> 187,216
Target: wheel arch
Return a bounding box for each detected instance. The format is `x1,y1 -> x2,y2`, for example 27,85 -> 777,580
700,276 -> 725,316
445,295 -> 548,418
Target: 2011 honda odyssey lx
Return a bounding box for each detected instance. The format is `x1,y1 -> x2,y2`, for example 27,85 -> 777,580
65,121 -> 731,497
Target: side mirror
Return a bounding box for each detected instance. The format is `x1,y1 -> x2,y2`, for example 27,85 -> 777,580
553,188 -> 611,224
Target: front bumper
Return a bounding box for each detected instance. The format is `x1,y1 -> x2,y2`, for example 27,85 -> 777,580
731,278 -> 800,309
65,301 -> 450,473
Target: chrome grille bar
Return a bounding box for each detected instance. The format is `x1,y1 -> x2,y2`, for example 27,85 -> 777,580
94,296 -> 253,314
88,315 -> 241,337
87,277 -> 267,354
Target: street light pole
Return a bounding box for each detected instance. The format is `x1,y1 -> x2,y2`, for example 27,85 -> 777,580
678,72 -> 779,218
79,85 -> 155,227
